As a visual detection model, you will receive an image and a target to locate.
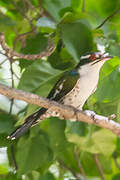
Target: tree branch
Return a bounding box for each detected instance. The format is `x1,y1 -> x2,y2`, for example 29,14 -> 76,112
96,8 -> 120,29
93,154 -> 106,180
10,145 -> 18,171
74,148 -> 87,180
58,159 -> 80,179
82,0 -> 85,12
0,83 -> 120,136
0,32 -> 56,60
24,0 -> 42,16
9,61 -> 14,114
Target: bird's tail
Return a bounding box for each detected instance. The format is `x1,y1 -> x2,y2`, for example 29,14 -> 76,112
7,108 -> 47,140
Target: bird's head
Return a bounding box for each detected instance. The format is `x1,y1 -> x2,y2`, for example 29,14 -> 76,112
76,52 -> 113,79
78,52 -> 113,67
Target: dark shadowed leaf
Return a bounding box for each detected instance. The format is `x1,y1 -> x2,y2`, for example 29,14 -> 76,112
38,172 -> 55,180
59,20 -> 93,62
41,117 -> 68,156
0,113 -> 15,134
42,0 -> 71,21
16,129 -> 53,175
18,61 -> 63,94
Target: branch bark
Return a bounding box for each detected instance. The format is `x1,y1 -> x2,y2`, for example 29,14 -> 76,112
74,149 -> 87,180
96,8 -> 120,29
0,32 -> 56,60
58,159 -> 80,179
0,83 -> 120,136
93,154 -> 106,180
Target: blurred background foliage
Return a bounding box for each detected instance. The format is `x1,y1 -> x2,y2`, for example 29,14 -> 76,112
0,0 -> 120,179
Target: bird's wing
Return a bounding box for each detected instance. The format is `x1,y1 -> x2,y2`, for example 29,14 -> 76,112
8,70 -> 80,139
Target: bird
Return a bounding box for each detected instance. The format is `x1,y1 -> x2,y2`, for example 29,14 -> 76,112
8,52 -> 112,140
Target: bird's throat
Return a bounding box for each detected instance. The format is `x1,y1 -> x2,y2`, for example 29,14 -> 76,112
61,59 -> 108,110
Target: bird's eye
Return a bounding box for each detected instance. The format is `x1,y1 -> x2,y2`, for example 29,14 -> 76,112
89,53 -> 101,61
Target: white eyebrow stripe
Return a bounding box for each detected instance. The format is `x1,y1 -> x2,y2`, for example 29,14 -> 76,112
81,55 -> 91,59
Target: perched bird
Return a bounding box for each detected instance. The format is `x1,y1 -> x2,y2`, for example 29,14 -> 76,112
8,52 -> 112,140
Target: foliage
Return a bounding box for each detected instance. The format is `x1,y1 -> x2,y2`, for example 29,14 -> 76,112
0,0 -> 120,179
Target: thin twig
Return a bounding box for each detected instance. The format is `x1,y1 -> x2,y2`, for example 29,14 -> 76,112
58,159 -> 80,179
13,1 -> 35,31
82,0 -> 85,12
112,153 -> 120,169
0,58 -> 8,66
93,154 -> 105,180
24,0 -> 41,16
13,71 -> 20,80
39,0 -> 55,19
13,30 -> 34,50
113,157 -> 120,169
0,32 -> 56,60
0,50 -> 6,56
9,61 -> 14,114
96,8 -> 120,29
74,148 -> 87,180
0,83 -> 119,136
11,144 -> 18,170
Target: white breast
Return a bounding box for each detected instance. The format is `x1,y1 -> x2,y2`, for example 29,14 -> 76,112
61,59 -> 108,110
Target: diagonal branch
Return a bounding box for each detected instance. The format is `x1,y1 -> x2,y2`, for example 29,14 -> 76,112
0,83 -> 120,136
74,148 -> 87,180
0,32 -> 56,60
58,159 -> 80,179
96,8 -> 120,29
93,154 -> 106,180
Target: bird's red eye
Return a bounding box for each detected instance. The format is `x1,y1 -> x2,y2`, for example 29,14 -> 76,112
89,54 -> 98,61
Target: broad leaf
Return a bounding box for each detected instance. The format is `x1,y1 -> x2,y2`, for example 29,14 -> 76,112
59,19 -> 93,62
67,129 -> 116,156
18,61 -> 63,94
16,129 -> 53,175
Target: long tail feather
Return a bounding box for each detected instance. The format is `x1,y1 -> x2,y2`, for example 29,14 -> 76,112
8,108 -> 47,140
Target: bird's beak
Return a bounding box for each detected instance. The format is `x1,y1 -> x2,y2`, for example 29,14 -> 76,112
91,54 -> 113,65
102,53 -> 113,59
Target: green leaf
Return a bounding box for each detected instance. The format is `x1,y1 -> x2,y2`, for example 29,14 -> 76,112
21,33 -> 48,54
92,129 -> 116,156
112,174 -> 120,180
0,113 -> 15,134
0,14 -> 16,30
41,117 -> 68,155
59,20 -> 93,62
99,155 -> 112,174
19,33 -> 48,69
106,41 -> 120,57
71,0 -> 81,11
18,61 -> 63,94
0,165 -> 8,175
80,152 -> 101,176
42,0 -> 71,21
38,172 -> 55,180
65,121 -> 86,136
59,7 -> 73,18
48,48 -> 76,70
86,0 -> 120,17
0,134 -> 12,147
99,57 -> 120,81
0,172 -> 21,180
80,152 -> 112,176
58,145 -> 81,173
67,129 -> 116,156
16,129 -> 53,175
94,63 -> 120,102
